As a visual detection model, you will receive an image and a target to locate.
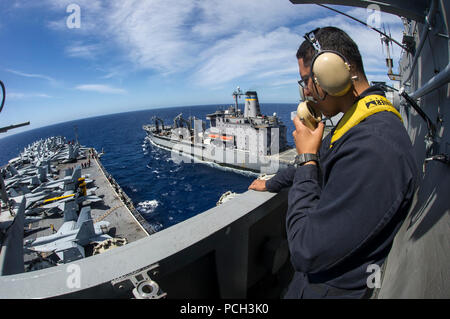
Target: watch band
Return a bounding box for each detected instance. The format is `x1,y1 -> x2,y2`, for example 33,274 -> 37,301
294,153 -> 318,167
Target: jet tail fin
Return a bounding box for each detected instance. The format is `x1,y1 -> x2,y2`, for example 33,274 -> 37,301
76,206 -> 91,228
63,200 -> 78,222
38,166 -> 47,182
0,173 -> 7,204
68,144 -> 74,160
8,165 -> 19,176
75,220 -> 95,246
20,185 -> 30,194
71,165 -> 81,184
9,187 -> 19,198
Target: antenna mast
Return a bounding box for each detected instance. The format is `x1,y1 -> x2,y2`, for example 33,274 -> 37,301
232,86 -> 243,110
381,24 -> 401,81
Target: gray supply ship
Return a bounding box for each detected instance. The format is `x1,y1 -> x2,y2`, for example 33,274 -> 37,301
143,88 -> 299,174
0,0 -> 448,299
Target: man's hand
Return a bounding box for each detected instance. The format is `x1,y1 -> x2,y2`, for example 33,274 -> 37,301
248,179 -> 267,191
293,116 -> 324,155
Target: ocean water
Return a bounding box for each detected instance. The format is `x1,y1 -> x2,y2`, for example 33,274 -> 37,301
0,103 -> 297,231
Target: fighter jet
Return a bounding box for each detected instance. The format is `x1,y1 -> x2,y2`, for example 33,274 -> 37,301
51,143 -> 86,163
3,162 -> 57,190
37,189 -> 102,210
29,165 -> 93,196
24,206 -> 111,263
7,189 -> 65,214
7,167 -> 100,217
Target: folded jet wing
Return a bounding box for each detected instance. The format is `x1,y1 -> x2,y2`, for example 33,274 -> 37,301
24,206 -> 111,263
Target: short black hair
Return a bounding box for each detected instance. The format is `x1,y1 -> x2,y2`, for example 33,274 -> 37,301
296,27 -> 366,76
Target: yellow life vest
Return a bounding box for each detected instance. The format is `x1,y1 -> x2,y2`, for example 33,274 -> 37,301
330,94 -> 402,148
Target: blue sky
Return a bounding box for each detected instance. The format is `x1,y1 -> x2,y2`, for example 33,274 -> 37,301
0,0 -> 403,137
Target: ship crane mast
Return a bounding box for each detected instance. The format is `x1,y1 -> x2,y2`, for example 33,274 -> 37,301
232,86 -> 243,111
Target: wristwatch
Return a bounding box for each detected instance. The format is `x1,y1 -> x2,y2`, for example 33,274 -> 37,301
294,153 -> 319,167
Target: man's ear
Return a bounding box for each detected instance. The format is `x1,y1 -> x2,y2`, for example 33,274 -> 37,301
348,64 -> 359,82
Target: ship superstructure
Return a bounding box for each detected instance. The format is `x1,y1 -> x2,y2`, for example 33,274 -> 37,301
205,90 -> 288,156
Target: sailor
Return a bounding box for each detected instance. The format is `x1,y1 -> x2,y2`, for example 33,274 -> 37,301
249,27 -> 418,298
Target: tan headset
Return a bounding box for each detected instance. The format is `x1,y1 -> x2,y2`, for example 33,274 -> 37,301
297,101 -> 322,130
305,29 -> 352,98
296,29 -> 354,129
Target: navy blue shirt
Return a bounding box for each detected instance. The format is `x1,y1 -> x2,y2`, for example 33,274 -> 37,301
266,87 -> 418,298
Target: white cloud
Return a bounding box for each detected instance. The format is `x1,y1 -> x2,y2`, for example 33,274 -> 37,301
44,0 -> 104,14
268,78 -> 299,87
7,92 -> 52,100
256,67 -> 300,79
35,93 -> 52,98
7,92 -> 25,100
41,1 -> 404,89
192,27 -> 300,86
191,1 -> 318,38
75,84 -> 127,94
105,0 -> 199,73
45,0 -> 200,72
6,69 -> 58,84
43,1 -> 313,74
101,71 -> 120,79
65,42 -> 102,59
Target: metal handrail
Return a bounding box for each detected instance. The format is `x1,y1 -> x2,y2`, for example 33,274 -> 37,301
404,0 -> 438,84
410,61 -> 450,99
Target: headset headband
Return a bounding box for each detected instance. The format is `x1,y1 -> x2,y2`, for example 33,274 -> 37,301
303,28 -> 351,65
302,28 -> 352,98
304,28 -> 322,52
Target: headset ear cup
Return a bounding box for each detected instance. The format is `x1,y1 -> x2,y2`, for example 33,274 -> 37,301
311,52 -> 352,96
312,75 -> 325,99
297,101 -> 322,130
